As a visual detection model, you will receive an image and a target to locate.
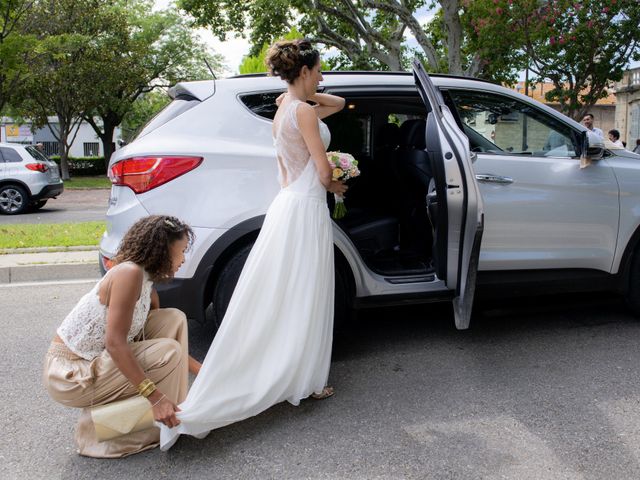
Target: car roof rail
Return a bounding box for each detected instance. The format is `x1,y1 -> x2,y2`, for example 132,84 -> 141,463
227,70 -> 498,85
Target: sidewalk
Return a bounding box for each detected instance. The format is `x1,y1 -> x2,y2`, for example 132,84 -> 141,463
0,247 -> 101,284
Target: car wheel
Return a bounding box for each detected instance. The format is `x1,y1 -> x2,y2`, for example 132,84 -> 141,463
626,248 -> 640,316
0,184 -> 29,215
30,200 -> 48,211
211,242 -> 352,334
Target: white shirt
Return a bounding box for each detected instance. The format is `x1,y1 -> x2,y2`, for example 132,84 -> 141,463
591,127 -> 604,137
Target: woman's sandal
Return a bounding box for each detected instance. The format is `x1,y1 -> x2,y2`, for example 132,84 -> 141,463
311,386 -> 335,400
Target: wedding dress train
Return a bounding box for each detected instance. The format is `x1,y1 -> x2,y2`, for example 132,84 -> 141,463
159,99 -> 335,450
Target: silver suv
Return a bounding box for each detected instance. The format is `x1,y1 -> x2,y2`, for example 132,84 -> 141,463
0,142 -> 63,215
100,63 -> 640,330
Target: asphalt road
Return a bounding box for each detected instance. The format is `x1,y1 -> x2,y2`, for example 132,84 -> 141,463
0,189 -> 110,224
3,282 -> 640,479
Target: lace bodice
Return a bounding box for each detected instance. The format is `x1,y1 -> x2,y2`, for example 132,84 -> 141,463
57,263 -> 153,360
273,98 -> 331,188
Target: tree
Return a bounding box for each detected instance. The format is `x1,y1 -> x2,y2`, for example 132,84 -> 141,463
0,1 -> 36,113
82,0 -> 223,162
238,27 -> 330,74
466,0 -> 640,120
179,0 -> 505,77
16,0 -> 114,179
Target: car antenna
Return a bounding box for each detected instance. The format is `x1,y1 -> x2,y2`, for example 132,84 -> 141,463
204,58 -> 217,96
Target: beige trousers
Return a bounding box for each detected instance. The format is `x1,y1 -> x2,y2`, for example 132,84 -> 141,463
43,308 -> 189,458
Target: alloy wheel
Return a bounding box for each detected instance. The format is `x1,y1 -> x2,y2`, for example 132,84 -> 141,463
0,188 -> 25,214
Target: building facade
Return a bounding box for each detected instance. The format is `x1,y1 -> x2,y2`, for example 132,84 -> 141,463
512,81 -> 616,136
0,117 -> 121,158
615,67 -> 640,148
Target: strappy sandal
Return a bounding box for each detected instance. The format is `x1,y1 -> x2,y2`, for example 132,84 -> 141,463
311,386 -> 335,400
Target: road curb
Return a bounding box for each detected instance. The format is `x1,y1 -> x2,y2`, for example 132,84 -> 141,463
0,245 -> 98,255
0,262 -> 101,284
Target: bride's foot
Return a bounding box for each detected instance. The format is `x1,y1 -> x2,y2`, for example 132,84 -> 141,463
311,386 -> 334,400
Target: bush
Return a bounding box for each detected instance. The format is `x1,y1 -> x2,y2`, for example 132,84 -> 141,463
50,156 -> 106,176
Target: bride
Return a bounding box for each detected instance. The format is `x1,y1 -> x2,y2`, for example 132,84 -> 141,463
159,39 -> 347,450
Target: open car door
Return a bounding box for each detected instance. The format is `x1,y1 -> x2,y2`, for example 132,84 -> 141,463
412,59 -> 484,330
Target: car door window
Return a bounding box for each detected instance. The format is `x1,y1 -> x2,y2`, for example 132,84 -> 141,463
0,147 -> 23,162
447,90 -> 578,158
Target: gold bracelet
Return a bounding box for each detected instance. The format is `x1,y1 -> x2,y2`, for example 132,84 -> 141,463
136,378 -> 153,394
140,383 -> 157,398
137,378 -> 155,396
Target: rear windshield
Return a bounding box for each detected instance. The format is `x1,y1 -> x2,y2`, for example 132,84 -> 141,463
25,145 -> 50,162
136,94 -> 200,139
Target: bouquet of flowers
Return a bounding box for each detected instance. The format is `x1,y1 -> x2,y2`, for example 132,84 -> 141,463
327,151 -> 360,219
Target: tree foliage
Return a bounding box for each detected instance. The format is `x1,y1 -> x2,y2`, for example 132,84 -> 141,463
179,0 -> 501,77
465,0 -> 640,119
0,1 -> 37,113
16,0 -> 115,179
80,0 -> 223,162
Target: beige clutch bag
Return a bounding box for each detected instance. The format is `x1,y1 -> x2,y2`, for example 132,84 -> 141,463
90,395 -> 155,442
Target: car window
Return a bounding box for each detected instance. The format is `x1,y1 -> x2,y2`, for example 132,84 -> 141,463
25,145 -> 49,162
239,92 -> 281,120
447,89 -> 578,158
136,94 -> 200,139
323,111 -> 372,157
0,146 -> 23,162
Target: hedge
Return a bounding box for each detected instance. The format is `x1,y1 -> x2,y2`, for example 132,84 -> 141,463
50,156 -> 107,176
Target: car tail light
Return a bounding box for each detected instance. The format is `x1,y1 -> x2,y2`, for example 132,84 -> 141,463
25,163 -> 49,172
101,255 -> 114,271
109,156 -> 203,194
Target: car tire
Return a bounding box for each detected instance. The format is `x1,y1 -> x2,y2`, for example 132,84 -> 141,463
30,200 -> 47,210
626,248 -> 640,316
211,242 -> 352,334
0,184 -> 29,215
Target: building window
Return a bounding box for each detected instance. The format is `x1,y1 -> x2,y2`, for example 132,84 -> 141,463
83,142 -> 100,157
42,142 -> 59,156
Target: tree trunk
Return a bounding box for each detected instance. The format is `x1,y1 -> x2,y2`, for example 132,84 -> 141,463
58,120 -> 70,180
100,122 -> 116,167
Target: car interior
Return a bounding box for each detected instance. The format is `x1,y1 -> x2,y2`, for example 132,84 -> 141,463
321,92 -> 439,277
241,88 -> 498,278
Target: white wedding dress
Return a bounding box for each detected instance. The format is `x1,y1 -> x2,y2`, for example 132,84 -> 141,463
159,98 -> 335,450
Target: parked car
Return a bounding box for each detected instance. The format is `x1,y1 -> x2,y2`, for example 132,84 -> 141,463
0,142 -> 63,215
100,61 -> 640,332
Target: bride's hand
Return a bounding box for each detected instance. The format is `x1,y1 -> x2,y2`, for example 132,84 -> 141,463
275,93 -> 286,107
327,180 -> 348,196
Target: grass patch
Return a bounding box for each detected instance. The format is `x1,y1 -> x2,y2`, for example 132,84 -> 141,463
64,176 -> 111,189
0,221 -> 106,249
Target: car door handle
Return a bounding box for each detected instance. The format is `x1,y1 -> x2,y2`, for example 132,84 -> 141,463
475,173 -> 514,184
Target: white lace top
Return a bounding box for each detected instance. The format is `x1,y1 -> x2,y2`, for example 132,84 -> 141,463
273,98 -> 331,187
57,263 -> 153,360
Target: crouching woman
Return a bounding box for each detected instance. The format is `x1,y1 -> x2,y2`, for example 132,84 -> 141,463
43,215 -> 202,458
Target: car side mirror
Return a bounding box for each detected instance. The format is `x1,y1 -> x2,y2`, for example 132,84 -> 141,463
584,130 -> 604,161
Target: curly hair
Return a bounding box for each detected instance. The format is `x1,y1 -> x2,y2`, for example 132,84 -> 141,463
266,39 -> 320,84
113,215 -> 194,283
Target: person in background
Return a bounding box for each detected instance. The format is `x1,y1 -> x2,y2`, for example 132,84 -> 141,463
633,139 -> 640,155
581,113 -> 604,138
608,129 -> 624,148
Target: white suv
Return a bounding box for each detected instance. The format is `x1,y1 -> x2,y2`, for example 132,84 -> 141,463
0,142 -> 63,215
100,62 -> 640,330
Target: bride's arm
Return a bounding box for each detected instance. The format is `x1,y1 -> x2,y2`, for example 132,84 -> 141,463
309,93 -> 345,119
297,103 -> 347,196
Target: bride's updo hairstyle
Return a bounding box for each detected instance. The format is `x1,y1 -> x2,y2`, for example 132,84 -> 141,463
266,39 -> 320,84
